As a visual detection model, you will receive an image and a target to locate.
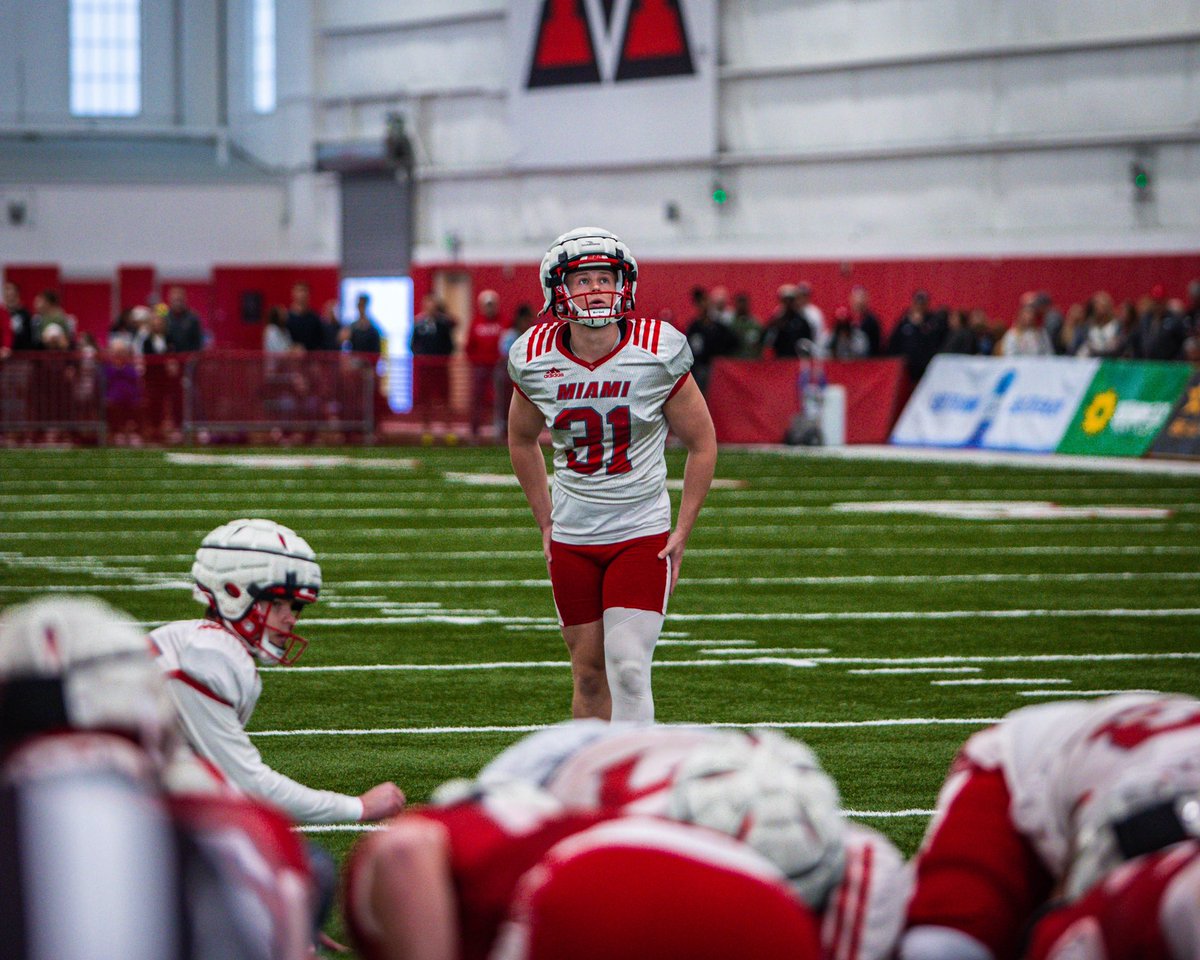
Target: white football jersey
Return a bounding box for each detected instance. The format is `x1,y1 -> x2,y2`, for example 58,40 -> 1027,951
508,318 -> 693,544
960,694 -> 1200,877
151,618 -> 362,823
822,823 -> 911,960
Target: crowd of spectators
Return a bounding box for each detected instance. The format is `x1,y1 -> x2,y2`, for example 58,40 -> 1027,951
3,274 -> 1199,445
675,277 -> 1200,388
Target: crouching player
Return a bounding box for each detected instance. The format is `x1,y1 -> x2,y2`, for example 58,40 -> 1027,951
0,595 -> 320,960
900,693 -> 1200,960
151,517 -> 405,824
343,780 -> 820,960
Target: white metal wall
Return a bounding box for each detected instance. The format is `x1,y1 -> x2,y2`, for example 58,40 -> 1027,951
315,0 -> 1200,262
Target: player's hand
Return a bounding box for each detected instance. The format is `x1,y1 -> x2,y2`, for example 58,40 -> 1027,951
657,530 -> 687,595
542,525 -> 553,565
359,781 -> 406,821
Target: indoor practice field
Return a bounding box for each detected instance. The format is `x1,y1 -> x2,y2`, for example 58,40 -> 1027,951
2,444 -> 1199,924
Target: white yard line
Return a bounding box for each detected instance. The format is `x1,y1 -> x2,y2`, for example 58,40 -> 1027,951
931,677 -> 1072,686
1018,688 -> 1161,697
251,717 -> 1002,736
295,808 -> 938,833
849,667 -> 983,675
256,650 -> 1200,675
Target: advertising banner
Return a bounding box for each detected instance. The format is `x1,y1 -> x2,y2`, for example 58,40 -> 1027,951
1147,370 -> 1200,460
1057,360 -> 1192,457
507,0 -> 717,168
890,355 -> 1098,452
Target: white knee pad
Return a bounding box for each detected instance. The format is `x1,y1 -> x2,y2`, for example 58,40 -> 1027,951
602,607 -> 662,723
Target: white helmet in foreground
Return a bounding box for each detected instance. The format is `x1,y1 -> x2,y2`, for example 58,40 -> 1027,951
191,518 -> 321,665
540,226 -> 638,327
0,595 -> 176,758
666,729 -> 847,910
1065,757 -> 1200,899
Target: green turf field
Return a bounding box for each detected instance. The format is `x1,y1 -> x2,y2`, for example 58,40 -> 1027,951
2,444 -> 1199,942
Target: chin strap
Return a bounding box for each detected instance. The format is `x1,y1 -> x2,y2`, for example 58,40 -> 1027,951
224,603 -> 309,666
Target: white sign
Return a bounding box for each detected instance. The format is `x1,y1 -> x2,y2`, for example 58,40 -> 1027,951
891,355 -> 1099,452
508,0 -> 717,168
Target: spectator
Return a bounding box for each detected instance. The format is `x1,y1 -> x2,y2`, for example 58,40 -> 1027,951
1024,291 -> 1063,350
343,293 -> 383,355
135,308 -> 170,356
969,308 -> 997,356
887,290 -> 944,381
1186,278 -> 1200,328
708,285 -> 735,326
263,305 -> 293,353
285,282 -> 324,352
848,284 -> 882,355
495,302 -> 535,439
108,308 -> 139,349
1079,291 -> 1123,357
32,289 -> 77,347
164,286 -> 204,352
4,280 -> 36,351
410,293 -> 457,442
728,292 -> 763,359
104,337 -> 143,445
1055,302 -> 1088,356
829,305 -> 871,359
318,298 -> 342,351
763,284 -> 814,359
999,302 -> 1054,356
464,289 -> 505,441
794,281 -> 827,356
39,321 -> 71,351
686,292 -> 739,393
1133,286 -> 1189,360
939,308 -> 977,355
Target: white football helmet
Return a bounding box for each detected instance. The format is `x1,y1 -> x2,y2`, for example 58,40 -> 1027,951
191,518 -> 321,665
1065,757 -> 1200,899
539,226 -> 637,327
0,595 -> 176,759
665,729 -> 847,910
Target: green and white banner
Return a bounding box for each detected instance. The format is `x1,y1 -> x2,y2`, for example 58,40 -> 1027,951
1057,360 -> 1192,457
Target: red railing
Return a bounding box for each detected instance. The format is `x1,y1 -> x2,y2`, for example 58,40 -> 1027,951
0,350 -> 378,444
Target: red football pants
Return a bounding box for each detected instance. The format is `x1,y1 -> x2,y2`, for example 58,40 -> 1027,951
549,532 -> 670,627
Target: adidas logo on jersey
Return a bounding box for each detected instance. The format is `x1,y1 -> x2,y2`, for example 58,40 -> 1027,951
544,367 -> 565,379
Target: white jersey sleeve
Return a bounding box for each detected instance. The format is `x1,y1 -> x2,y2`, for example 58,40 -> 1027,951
821,823 -> 911,960
151,620 -> 363,824
508,318 -> 694,544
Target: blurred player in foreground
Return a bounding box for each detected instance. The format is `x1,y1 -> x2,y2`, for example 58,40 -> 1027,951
507,227 -> 717,722
151,518 -> 405,823
900,692 -> 1200,960
0,595 -> 320,960
344,725 -> 907,960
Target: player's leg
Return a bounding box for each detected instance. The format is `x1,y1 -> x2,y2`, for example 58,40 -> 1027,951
601,533 -> 670,723
550,540 -> 611,719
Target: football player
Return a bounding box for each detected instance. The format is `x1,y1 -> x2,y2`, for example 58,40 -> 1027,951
343,780 -> 822,960
151,518 -> 405,824
507,227 -> 718,722
0,595 -> 319,960
900,693 -> 1200,960
474,720 -> 909,960
1022,759 -> 1200,959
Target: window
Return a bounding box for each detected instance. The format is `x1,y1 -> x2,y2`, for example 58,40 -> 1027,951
70,0 -> 141,117
252,0 -> 277,114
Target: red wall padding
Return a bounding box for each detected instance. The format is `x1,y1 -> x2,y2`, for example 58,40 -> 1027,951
415,252 -> 1200,336
707,357 -> 908,445
3,264 -> 62,306
60,281 -> 113,342
117,265 -> 157,312
209,266 -> 340,349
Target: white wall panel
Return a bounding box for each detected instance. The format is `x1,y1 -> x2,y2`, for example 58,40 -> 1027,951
0,181 -> 336,274
318,20 -> 505,100
317,0 -> 502,34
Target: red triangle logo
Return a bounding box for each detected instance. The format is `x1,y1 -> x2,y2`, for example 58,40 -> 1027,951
615,0 -> 694,81
527,0 -> 601,89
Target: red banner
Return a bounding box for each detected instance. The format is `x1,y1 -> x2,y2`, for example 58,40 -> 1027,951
707,357 -> 908,445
